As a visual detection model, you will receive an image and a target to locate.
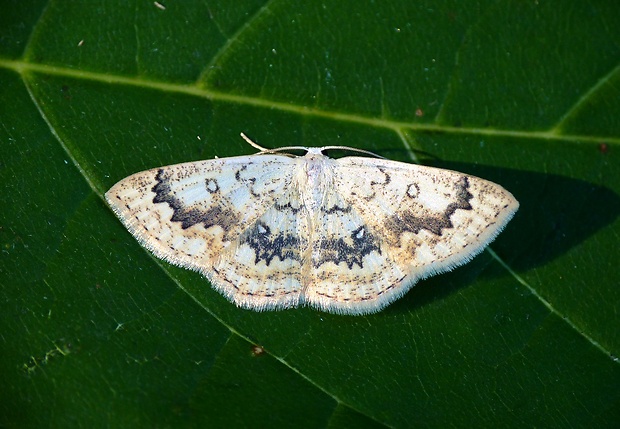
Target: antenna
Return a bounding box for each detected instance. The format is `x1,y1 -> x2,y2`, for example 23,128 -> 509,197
239,133 -> 386,159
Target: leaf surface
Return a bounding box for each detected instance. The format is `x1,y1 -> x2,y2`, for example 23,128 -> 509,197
1,1 -> 619,427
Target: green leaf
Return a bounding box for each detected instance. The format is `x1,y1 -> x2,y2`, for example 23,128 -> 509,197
1,1 -> 619,427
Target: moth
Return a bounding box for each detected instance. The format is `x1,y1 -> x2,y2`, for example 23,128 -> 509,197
106,134 -> 518,315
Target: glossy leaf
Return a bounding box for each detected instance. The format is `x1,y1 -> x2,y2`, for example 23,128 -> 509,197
1,1 -> 619,427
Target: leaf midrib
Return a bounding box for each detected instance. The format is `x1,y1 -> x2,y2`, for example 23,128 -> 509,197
2,59 -> 617,147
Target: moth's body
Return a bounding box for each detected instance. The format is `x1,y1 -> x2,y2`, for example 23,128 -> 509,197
106,143 -> 518,315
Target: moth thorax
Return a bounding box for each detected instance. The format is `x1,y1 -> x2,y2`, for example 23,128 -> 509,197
298,156 -> 332,212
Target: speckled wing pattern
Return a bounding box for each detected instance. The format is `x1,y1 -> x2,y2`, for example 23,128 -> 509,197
106,147 -> 518,315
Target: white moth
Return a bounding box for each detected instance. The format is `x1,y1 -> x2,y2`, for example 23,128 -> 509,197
106,134 -> 518,315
